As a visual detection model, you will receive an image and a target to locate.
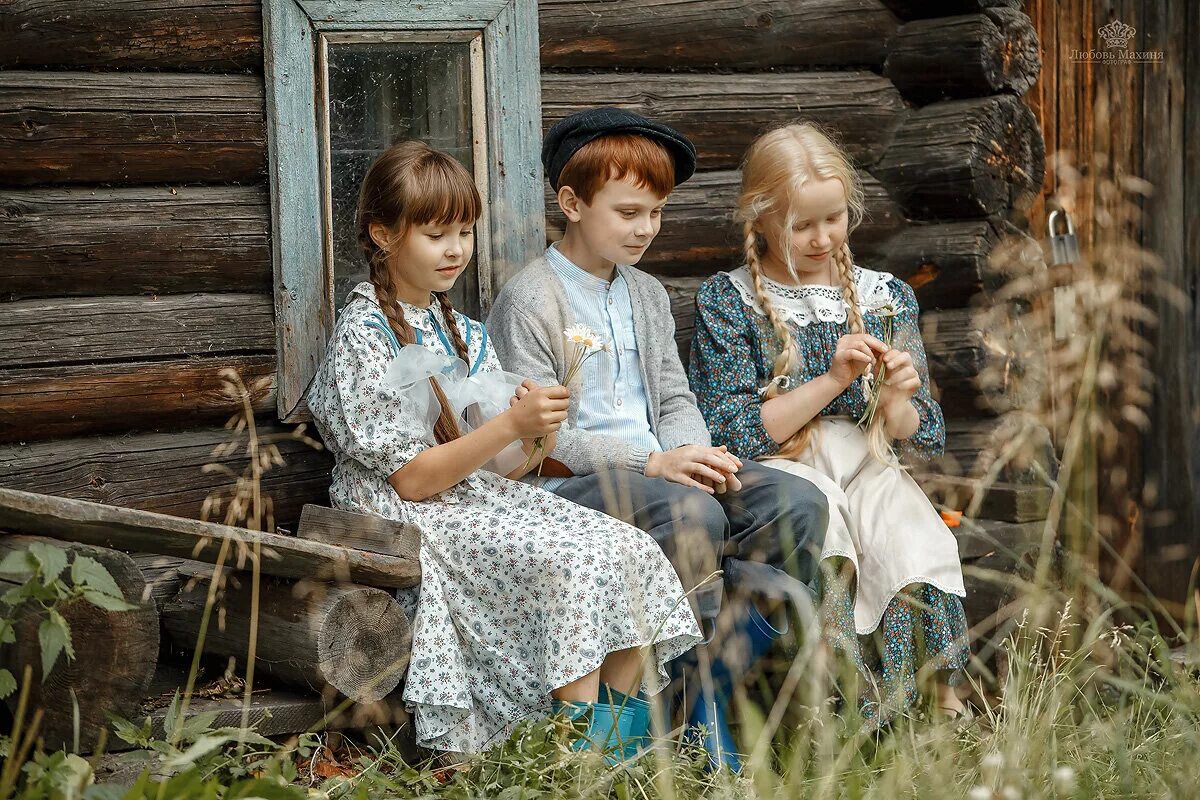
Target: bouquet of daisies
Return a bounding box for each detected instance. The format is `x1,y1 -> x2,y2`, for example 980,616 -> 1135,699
522,325 -> 609,474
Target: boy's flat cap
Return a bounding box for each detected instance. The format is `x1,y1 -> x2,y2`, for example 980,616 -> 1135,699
542,107 -> 697,190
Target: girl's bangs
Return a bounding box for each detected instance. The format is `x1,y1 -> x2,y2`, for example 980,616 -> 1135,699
406,160 -> 483,227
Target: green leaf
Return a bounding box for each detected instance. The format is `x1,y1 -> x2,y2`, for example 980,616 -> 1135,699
163,691 -> 181,741
224,777 -> 307,800
29,541 -> 68,585
108,713 -> 152,747
0,622 -> 15,645
162,732 -> 238,770
38,608 -> 73,679
0,668 -> 15,699
0,549 -> 35,578
82,589 -> 137,612
71,555 -> 125,597
179,710 -> 221,742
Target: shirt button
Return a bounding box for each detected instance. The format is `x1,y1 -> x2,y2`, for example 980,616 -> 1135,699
608,297 -> 614,305
616,398 -> 623,407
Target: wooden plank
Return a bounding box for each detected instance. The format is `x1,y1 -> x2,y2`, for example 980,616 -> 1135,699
955,518 -> 1044,561
538,0 -> 898,69
0,186 -> 271,300
482,0 -> 546,298
547,170 -> 906,277
541,72 -> 907,171
298,504 -> 421,559
298,0 -> 509,28
0,424 -> 332,533
0,0 -> 263,71
909,413 -> 1057,487
0,487 -> 420,589
264,0 -> 331,422
873,95 -> 1045,220
0,72 -> 265,186
0,294 -> 274,369
0,355 -> 276,443
884,10 -> 1041,104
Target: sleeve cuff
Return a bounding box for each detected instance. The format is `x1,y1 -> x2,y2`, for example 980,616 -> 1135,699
625,447 -> 651,475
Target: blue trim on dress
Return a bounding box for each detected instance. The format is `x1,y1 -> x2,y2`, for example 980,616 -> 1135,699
470,322 -> 489,376
364,313 -> 403,356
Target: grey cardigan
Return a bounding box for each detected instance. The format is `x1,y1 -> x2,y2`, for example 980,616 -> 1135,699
487,255 -> 712,476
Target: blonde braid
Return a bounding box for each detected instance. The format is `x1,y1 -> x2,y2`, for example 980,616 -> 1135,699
743,220 -> 815,460
832,243 -> 893,464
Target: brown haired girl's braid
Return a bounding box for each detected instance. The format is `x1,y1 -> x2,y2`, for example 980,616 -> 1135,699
433,291 -> 470,363
365,236 -> 464,445
743,219 -> 814,460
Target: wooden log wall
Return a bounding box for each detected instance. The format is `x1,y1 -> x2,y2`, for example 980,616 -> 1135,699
0,1 -> 329,533
0,2 -> 1048,530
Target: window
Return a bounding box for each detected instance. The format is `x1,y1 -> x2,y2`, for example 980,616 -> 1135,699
264,0 -> 543,421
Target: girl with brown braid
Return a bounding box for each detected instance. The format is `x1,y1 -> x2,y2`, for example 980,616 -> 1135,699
306,140 -> 701,757
687,123 -> 970,724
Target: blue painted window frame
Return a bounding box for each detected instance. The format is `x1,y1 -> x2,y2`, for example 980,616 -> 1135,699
264,0 -> 544,421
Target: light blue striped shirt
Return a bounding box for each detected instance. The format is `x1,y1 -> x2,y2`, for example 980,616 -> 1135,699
541,244 -> 662,490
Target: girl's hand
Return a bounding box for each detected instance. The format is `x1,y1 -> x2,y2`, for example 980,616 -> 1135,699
827,333 -> 888,388
505,379 -> 569,439
877,349 -> 921,405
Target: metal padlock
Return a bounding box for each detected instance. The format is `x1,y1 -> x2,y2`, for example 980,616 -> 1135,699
1047,209 -> 1080,266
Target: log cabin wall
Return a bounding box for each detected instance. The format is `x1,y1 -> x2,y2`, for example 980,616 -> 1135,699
0,0 -> 330,531
1025,0 -> 1199,613
0,1 -> 1048,543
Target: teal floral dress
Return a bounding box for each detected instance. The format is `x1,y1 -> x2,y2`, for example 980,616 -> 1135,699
688,266 -> 969,723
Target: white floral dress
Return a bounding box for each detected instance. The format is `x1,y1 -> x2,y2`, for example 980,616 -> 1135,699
306,282 -> 702,754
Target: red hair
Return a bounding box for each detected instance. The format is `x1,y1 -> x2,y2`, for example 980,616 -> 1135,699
557,133 -> 675,204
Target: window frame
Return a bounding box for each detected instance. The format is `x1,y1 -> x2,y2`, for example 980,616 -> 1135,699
264,0 -> 543,422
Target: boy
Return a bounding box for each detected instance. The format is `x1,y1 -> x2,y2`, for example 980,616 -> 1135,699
488,108 -> 829,767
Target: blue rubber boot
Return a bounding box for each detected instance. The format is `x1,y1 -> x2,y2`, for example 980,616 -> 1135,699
602,685 -> 651,761
551,699 -> 593,752
688,604 -> 785,773
552,697 -> 629,763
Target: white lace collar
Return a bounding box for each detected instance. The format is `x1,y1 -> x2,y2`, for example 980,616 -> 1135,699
725,265 -> 896,328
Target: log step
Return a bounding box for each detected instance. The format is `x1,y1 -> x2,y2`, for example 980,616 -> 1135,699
298,504 -> 421,560
0,487 -> 420,589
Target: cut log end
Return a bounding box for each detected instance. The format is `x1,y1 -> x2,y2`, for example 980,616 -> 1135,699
315,585 -> 412,703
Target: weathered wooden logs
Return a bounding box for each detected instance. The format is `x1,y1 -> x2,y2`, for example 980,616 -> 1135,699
0,0 -> 263,71
884,10 -> 1041,104
0,294 -> 274,369
0,430 -> 331,536
909,413 -> 1057,486
0,187 -> 271,300
886,218 -> 1039,310
0,535 -> 158,751
873,95 -> 1045,219
0,488 -> 417,589
0,72 -> 265,186
162,572 -> 412,703
921,306 -> 1046,418
0,356 -> 276,444
919,476 -> 1051,524
542,73 -> 907,171
879,0 -> 1020,20
538,0 -> 898,69
548,171 -> 906,277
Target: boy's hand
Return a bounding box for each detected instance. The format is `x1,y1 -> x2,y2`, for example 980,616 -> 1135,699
646,445 -> 743,495
827,333 -> 888,388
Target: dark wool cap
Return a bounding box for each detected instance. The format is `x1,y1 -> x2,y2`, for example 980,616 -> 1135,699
542,107 -> 697,190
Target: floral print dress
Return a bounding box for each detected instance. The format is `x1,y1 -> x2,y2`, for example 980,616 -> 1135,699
688,266 -> 968,722
307,282 -> 702,753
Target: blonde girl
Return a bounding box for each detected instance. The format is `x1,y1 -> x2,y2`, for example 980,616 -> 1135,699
687,123 -> 969,722
306,140 -> 701,756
